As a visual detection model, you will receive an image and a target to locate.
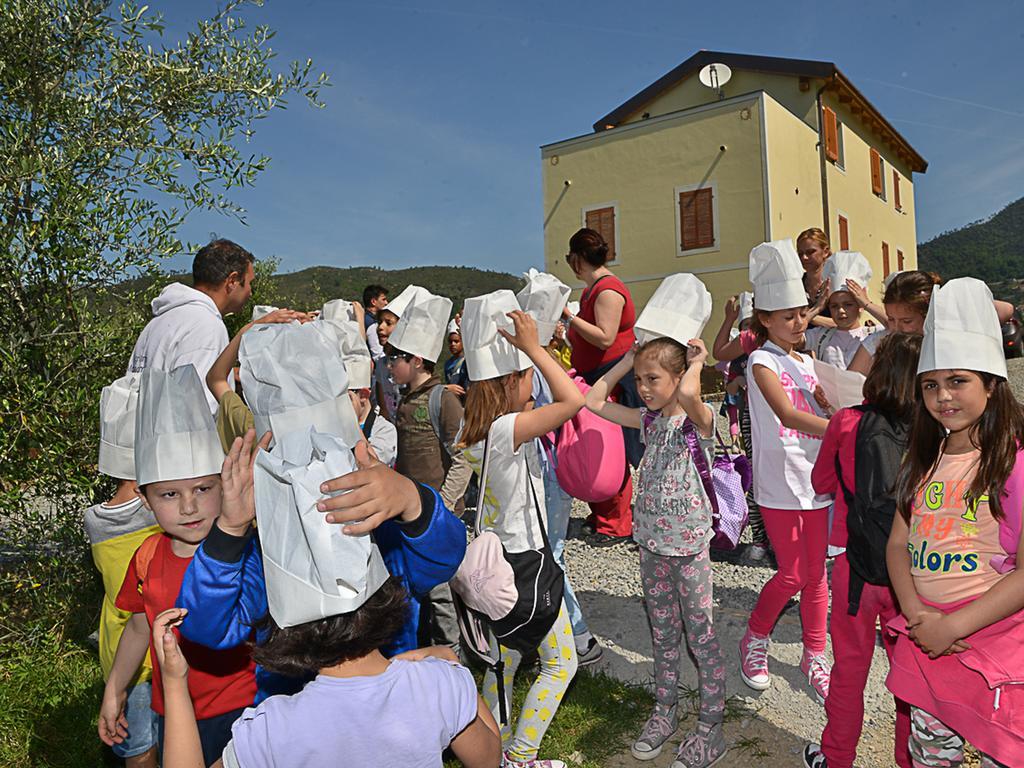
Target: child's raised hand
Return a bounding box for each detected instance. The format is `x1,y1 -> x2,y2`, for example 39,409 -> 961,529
724,295 -> 740,321
256,308 -> 311,325
219,428 -> 272,537
686,339 -> 708,367
845,279 -> 870,308
152,608 -> 190,680
499,310 -> 540,352
318,440 -> 422,533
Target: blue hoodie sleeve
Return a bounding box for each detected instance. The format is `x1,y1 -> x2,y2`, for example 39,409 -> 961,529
377,484 -> 467,599
176,524 -> 267,650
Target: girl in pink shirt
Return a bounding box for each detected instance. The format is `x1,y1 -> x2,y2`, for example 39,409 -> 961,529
886,353 -> 1024,766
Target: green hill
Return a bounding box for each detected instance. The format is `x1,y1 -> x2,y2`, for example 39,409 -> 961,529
919,197 -> 1024,283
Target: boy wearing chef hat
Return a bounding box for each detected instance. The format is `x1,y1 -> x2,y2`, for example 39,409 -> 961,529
804,251 -> 880,369
86,372 -> 161,768
98,365 -> 259,764
444,318 -> 470,396
320,299 -> 397,466
372,284 -> 428,419
386,289 -> 470,651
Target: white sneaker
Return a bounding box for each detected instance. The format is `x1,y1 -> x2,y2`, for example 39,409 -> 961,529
502,752 -> 566,768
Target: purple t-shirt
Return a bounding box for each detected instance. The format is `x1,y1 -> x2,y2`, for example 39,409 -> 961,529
225,659 -> 478,768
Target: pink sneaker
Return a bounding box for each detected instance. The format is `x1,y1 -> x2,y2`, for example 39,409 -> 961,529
739,629 -> 770,691
502,752 -> 566,768
800,648 -> 831,704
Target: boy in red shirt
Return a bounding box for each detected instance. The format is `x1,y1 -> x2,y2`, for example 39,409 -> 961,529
98,365 -> 263,766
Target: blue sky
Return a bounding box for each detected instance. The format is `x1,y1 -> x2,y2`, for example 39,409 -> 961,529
163,0 -> 1024,275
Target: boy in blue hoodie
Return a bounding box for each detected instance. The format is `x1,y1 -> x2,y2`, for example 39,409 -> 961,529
176,436 -> 466,699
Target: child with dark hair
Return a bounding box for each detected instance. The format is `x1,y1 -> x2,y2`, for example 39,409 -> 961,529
153,587 -> 501,767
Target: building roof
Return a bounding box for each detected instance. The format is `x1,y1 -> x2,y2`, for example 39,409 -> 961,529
594,50 -> 927,173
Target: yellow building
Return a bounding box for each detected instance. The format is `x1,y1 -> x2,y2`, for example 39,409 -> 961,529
541,51 -> 927,345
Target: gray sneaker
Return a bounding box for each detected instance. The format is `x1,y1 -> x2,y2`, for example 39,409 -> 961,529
631,706 -> 678,761
576,637 -> 604,667
671,721 -> 727,768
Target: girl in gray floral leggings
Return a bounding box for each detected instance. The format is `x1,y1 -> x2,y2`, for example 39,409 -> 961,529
585,336 -> 727,768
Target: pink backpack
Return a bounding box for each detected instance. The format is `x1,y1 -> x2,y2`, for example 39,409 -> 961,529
551,374 -> 626,503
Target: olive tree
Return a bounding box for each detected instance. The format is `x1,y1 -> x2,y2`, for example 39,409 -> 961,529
0,0 -> 326,564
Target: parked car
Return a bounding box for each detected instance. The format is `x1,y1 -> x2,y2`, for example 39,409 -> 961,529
1003,309 -> 1023,359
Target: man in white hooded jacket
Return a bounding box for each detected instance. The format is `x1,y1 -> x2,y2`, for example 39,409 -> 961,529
129,239 -> 255,413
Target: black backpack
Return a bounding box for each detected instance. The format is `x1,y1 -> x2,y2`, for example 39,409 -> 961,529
836,404 -> 909,615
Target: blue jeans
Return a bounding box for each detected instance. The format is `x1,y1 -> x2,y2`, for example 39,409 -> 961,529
112,681 -> 158,759
542,460 -> 588,639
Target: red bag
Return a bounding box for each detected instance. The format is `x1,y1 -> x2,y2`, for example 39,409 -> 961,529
551,374 -> 626,503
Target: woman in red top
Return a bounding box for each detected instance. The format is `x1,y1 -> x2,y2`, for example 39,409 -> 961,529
562,228 -> 639,545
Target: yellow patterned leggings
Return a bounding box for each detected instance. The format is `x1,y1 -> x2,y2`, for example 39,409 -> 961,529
482,603 -> 578,761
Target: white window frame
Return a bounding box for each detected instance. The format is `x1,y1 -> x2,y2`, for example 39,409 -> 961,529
674,181 -> 720,257
581,202 -> 620,265
835,120 -> 845,171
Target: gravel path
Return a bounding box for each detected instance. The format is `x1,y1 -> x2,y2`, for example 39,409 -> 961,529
560,358 -> 1024,768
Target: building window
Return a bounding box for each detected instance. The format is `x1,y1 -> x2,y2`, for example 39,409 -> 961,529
897,248 -> 905,271
837,214 -> 850,250
675,185 -> 717,254
582,204 -> 617,263
870,148 -> 886,199
893,170 -> 902,211
882,241 -> 891,276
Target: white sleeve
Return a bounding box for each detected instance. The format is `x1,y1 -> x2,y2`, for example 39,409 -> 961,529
490,412 -> 518,458
366,322 -> 384,360
369,415 -> 398,467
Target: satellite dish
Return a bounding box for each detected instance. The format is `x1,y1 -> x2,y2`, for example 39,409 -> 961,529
698,63 -> 732,99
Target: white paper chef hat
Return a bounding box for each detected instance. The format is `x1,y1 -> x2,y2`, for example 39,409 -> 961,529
634,273 -> 713,345
918,277 -> 1006,379
252,305 -> 279,322
822,251 -> 873,297
447,319 -> 460,336
383,284 -> 429,320
388,289 -> 453,363
319,300 -> 373,390
750,239 -> 806,311
254,430 -> 391,627
462,290 -> 532,381
516,268 -> 571,346
738,291 -> 754,322
240,322 -> 363,452
566,301 -> 580,317
134,366 -> 224,486
99,373 -> 142,480
883,270 -> 903,292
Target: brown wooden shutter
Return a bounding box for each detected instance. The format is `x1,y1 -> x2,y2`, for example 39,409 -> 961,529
838,215 -> 849,250
822,106 -> 839,162
870,148 -> 883,195
679,188 -> 715,250
585,206 -> 616,262
897,249 -> 905,270
893,170 -> 902,211
882,241 -> 890,276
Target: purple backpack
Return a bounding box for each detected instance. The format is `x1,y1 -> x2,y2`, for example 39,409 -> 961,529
643,411 -> 752,550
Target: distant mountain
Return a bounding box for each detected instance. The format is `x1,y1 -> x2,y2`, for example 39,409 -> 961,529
919,197 -> 1024,283
270,265 -> 524,312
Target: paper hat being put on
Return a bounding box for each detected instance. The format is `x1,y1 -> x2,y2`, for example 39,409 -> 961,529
516,268 -> 571,345
822,251 -> 873,297
252,305 -> 279,322
566,301 -> 580,317
738,291 -> 754,322
240,321 -> 363,454
383,284 -> 429,320
634,273 -> 713,345
918,277 -> 1007,379
750,239 -> 806,311
99,372 -> 142,480
134,366 -> 224,486
462,290 -> 532,381
319,300 -> 373,390
388,288 -> 454,363
447,319 -> 460,336
883,270 -> 903,292
254,429 -> 391,628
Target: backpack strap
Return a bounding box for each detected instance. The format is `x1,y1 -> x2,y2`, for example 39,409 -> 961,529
994,446 -> 1024,573
361,407 -> 378,440
428,384 -> 461,457
473,433 -> 492,536
135,532 -> 162,585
